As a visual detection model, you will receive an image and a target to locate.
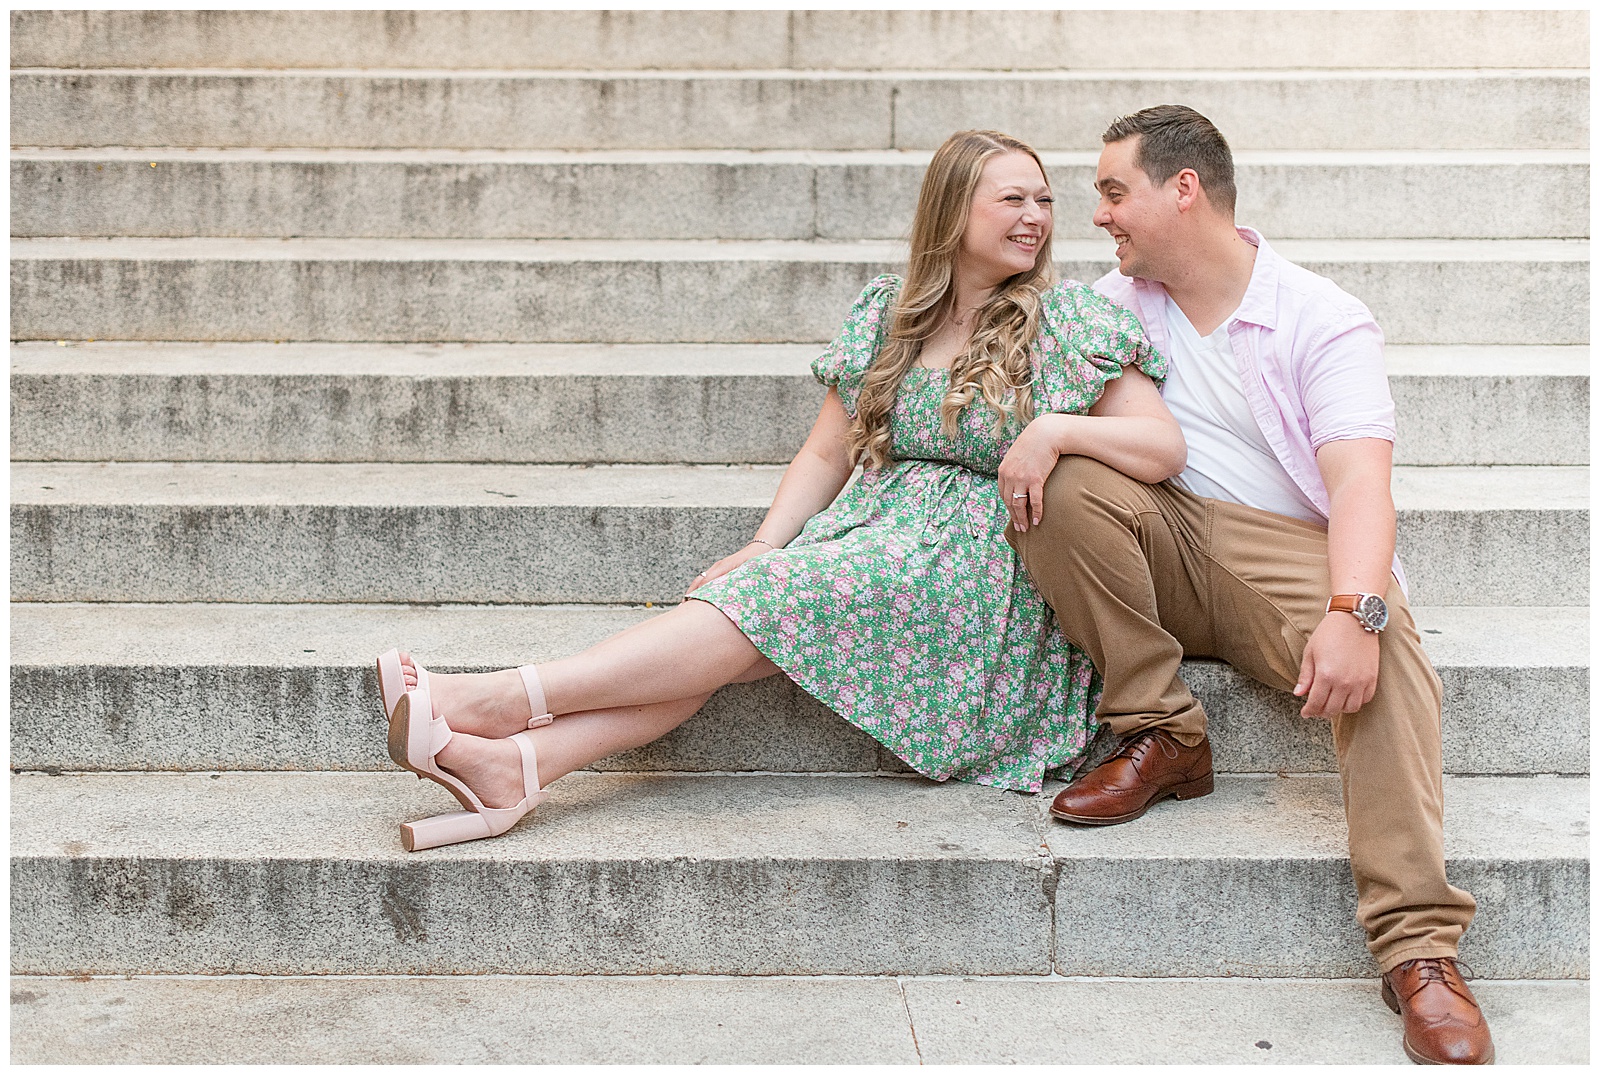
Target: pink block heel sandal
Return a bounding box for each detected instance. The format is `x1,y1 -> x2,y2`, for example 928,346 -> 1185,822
388,686 -> 552,852
377,650 -> 555,731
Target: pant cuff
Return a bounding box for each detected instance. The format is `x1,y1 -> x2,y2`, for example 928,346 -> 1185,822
1373,942 -> 1461,975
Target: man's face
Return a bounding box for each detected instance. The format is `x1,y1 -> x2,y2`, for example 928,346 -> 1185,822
1093,136 -> 1177,281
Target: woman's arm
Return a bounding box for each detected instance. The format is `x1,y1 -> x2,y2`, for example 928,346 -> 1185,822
687,388 -> 857,592
998,367 -> 1185,533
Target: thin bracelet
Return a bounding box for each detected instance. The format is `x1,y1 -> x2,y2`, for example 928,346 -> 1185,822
749,538 -> 777,549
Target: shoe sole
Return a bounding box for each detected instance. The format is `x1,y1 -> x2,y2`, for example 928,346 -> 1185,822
1381,976 -> 1496,1065
387,692 -> 479,815
1048,771 -> 1214,826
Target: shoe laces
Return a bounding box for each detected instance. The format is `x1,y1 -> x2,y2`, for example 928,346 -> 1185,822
1400,957 -> 1478,1002
1112,730 -> 1180,764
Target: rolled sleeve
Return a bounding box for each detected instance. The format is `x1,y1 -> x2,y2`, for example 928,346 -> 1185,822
1299,316 -> 1397,452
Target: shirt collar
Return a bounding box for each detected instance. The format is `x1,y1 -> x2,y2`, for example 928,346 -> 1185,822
1127,225 -> 1279,333
1230,225 -> 1279,330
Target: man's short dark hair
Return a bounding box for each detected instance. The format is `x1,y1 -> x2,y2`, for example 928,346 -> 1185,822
1102,105 -> 1236,214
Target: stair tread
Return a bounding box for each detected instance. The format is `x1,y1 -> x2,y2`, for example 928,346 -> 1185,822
5,975 -> 1589,1066
10,340 -> 1590,377
11,460 -> 1590,509
12,236 -> 1591,261
10,769 -> 1587,864
13,146 -> 1593,164
14,65 -> 1591,79
10,601 -> 1589,670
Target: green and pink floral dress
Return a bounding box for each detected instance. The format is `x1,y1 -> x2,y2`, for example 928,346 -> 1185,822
690,274 -> 1166,792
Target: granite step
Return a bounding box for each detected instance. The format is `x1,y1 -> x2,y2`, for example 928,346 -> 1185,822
11,238 -> 1590,345
9,461 -> 1589,606
7,974 -> 1589,1064
11,148 -> 1589,241
11,69 -> 1587,152
9,341 -> 1589,466
8,602 -> 1587,777
9,769 -> 1587,977
12,9 -> 1588,71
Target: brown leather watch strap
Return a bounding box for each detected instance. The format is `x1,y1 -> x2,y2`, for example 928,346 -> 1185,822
1327,594 -> 1363,615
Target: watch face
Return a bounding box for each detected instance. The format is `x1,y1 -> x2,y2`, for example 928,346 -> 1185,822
1358,594 -> 1389,631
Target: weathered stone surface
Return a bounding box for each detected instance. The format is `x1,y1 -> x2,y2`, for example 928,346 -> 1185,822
10,238 -> 1590,345
902,978 -> 1590,1065
9,342 -> 1588,466
7,342 -> 824,465
1386,345 -> 1589,466
9,771 -> 1584,977
890,73 -> 1589,152
9,462 -> 1588,605
1047,774 -> 1590,978
7,975 -> 1588,1064
8,603 -> 1588,776
7,974 -> 920,1065
12,70 -> 1588,152
12,9 -> 1589,70
10,771 -> 1054,976
11,149 -> 1588,241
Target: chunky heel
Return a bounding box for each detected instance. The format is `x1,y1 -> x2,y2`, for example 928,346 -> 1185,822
1173,770 -> 1214,800
387,688 -> 551,852
402,810 -> 493,852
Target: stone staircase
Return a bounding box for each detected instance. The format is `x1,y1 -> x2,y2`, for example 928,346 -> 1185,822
9,10 -> 1589,1063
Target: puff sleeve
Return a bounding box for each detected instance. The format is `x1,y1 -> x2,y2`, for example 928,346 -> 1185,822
1032,281 -> 1167,415
811,273 -> 902,417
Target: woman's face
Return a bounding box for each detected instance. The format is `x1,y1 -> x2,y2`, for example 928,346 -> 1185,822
959,151 -> 1053,288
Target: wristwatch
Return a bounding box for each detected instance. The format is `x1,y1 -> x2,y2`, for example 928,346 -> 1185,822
1326,593 -> 1389,633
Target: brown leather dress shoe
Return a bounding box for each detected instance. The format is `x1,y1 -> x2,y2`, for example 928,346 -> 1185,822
1049,729 -> 1213,825
1382,958 -> 1495,1065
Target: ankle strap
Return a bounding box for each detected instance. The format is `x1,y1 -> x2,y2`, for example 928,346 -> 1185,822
518,665 -> 554,728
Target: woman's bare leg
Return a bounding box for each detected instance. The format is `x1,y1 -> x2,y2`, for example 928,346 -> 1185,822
408,601 -> 782,807
402,600 -> 775,739
435,693 -> 712,808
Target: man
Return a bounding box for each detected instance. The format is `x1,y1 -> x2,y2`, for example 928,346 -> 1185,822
1008,106 -> 1492,1065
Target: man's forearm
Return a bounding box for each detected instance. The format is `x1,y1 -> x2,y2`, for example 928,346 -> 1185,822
1318,437 -> 1398,598
1326,484 -> 1396,597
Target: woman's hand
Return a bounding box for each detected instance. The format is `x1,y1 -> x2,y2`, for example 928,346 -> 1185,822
998,414 -> 1068,533
685,541 -> 772,595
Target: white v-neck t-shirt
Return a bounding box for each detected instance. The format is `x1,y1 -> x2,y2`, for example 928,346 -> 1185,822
1161,295 -> 1324,524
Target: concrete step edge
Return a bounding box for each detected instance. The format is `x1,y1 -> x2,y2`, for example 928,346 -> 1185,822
10,340 -> 1591,378
10,771 -> 1586,977
10,601 -> 1588,673
12,9 -> 1589,73
11,236 -> 1592,261
11,769 -> 1587,865
13,65 -> 1592,79
9,602 -> 1587,777
8,975 -> 1588,1064
10,461 -> 1590,510
13,146 -> 1593,164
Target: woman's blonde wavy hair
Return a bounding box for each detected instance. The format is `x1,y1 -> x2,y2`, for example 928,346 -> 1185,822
846,129 -> 1056,469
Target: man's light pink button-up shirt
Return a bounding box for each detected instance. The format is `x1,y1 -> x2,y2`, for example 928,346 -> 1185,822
1093,226 -> 1407,588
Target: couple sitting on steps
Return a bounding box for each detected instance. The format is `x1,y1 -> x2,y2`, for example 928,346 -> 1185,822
371,107 -> 1492,1065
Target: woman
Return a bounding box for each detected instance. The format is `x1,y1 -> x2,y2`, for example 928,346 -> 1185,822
379,129 -> 1184,850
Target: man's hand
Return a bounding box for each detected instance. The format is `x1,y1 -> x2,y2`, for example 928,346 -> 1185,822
998,415 -> 1066,533
1294,611 -> 1381,718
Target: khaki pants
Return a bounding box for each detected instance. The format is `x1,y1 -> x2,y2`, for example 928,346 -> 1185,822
1009,456 -> 1475,971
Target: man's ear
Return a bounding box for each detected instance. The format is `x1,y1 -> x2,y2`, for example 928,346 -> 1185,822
1172,168 -> 1203,213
